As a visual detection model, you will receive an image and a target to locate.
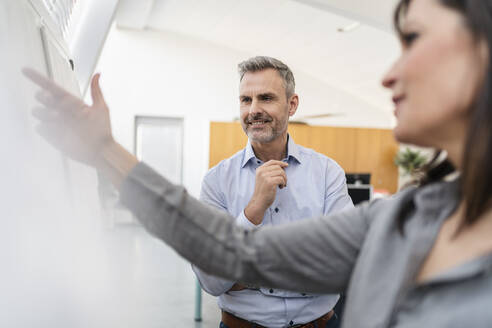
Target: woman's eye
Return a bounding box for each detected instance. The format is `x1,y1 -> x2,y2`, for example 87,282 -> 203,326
402,32 -> 419,46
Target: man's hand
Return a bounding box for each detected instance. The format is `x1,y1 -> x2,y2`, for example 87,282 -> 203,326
244,160 -> 288,225
23,68 -> 114,166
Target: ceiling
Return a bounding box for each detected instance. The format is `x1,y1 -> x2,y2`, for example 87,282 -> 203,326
115,0 -> 401,126
292,0 -> 396,31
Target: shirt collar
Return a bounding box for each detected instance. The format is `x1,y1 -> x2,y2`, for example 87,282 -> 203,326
241,140 -> 257,168
241,134 -> 302,168
286,135 -> 302,164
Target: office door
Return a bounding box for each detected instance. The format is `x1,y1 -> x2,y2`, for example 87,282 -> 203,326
135,116 -> 184,185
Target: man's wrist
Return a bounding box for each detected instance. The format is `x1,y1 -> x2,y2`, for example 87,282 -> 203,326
244,201 -> 267,225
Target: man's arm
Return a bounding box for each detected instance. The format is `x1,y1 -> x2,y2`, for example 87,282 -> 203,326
191,170 -> 236,296
193,164 -> 288,294
243,160 -> 288,225
324,161 -> 354,215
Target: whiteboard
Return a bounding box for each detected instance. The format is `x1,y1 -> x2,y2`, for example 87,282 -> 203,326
0,1 -> 111,327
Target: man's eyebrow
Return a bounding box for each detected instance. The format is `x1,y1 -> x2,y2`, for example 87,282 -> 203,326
258,92 -> 277,98
239,92 -> 277,100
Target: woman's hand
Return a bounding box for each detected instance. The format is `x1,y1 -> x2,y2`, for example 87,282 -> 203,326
23,68 -> 114,167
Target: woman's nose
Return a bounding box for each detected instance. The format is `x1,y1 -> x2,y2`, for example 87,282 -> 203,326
382,60 -> 399,89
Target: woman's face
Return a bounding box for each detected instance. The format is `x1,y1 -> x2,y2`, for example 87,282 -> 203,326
382,0 -> 487,150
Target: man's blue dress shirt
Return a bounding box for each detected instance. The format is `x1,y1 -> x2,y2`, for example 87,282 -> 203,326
192,136 -> 353,328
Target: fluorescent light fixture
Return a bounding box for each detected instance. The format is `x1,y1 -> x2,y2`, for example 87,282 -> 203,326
337,21 -> 360,32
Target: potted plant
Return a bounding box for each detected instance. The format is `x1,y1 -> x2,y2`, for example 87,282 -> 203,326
394,148 -> 429,189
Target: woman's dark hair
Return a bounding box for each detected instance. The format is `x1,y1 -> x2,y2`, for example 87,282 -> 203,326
394,0 -> 492,232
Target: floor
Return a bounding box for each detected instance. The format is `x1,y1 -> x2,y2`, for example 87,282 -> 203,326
102,224 -> 222,328
1,217 -> 222,328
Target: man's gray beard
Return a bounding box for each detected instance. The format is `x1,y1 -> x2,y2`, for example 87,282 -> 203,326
247,131 -> 276,143
246,126 -> 283,143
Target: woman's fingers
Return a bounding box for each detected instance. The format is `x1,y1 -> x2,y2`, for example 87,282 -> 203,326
25,68 -> 85,114
32,106 -> 59,122
23,68 -> 66,97
90,73 -> 107,107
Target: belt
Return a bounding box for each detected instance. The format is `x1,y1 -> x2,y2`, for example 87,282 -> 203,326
221,309 -> 335,328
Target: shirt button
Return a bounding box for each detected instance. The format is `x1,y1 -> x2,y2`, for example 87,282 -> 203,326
274,207 -> 279,213
301,293 -> 306,296
257,160 -> 261,164
289,321 -> 294,326
269,289 -> 274,293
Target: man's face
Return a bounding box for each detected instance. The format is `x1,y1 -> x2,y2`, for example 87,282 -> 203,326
239,69 -> 297,144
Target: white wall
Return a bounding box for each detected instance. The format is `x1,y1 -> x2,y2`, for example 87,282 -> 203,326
96,26 -> 394,196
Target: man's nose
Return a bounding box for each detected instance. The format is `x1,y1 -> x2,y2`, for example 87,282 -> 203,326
249,99 -> 262,115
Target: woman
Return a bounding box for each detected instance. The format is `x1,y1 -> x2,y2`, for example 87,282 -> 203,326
25,0 -> 492,326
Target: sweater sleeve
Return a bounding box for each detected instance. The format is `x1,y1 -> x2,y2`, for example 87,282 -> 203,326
120,162 -> 371,294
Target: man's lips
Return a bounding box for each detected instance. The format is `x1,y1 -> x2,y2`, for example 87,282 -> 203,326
247,119 -> 271,126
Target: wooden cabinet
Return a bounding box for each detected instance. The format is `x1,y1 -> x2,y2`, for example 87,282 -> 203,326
209,122 -> 399,193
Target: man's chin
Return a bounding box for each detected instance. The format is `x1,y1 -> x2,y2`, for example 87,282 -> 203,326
247,131 -> 276,143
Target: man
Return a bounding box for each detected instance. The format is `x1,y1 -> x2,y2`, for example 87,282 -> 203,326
192,56 -> 353,328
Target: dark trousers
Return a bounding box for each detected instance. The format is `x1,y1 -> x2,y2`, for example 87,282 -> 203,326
219,312 -> 340,328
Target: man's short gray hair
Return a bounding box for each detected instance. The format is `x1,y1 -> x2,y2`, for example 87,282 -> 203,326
238,56 -> 295,99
